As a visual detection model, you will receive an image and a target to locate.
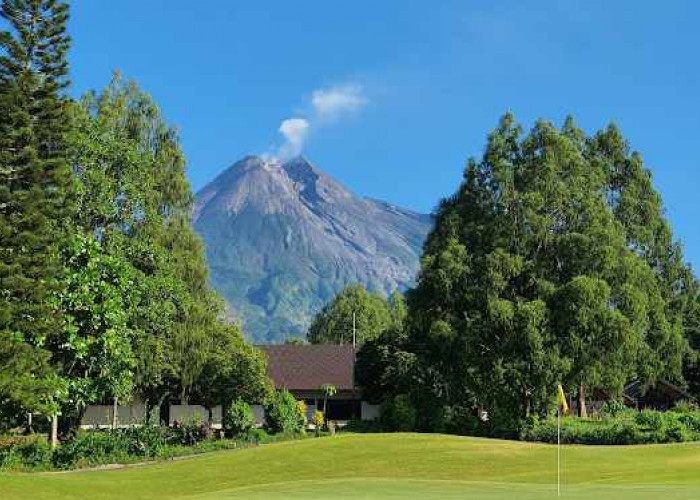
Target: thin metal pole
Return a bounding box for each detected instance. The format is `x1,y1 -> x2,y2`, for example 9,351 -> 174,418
352,312 -> 356,348
557,407 -> 561,497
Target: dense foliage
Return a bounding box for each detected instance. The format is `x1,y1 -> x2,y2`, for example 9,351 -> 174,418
355,114 -> 699,435
223,398 -> 255,437
522,407 -> 700,445
264,390 -> 306,435
0,0 -> 269,438
380,394 -> 417,432
0,0 -> 74,425
308,285 -> 404,345
407,114 -> 696,430
0,423 -> 317,471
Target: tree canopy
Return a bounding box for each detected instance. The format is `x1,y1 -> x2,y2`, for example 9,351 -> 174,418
0,0 -> 74,425
0,0 -> 271,433
308,284 -> 404,345
404,114 -> 694,429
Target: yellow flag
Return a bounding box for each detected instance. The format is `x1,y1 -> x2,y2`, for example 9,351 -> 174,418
557,384 -> 569,414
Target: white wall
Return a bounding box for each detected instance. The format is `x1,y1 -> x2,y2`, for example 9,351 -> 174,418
361,402 -> 381,421
252,405 -> 265,426
169,405 -> 222,427
81,401 -> 147,428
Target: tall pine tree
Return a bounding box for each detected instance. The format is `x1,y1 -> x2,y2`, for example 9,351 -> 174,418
0,0 -> 73,433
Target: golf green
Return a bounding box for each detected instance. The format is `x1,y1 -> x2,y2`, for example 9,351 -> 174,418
1,433 -> 699,498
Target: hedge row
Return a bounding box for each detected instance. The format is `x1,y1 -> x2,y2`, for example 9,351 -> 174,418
0,423 -> 302,472
521,409 -> 700,445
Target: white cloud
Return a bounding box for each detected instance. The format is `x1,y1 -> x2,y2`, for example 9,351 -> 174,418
269,82 -> 368,160
277,118 -> 310,159
311,84 -> 367,121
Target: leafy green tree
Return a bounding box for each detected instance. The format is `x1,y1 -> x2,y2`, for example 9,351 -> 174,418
587,125 -> 700,398
407,114 -> 690,430
193,323 -> 269,422
51,234 -> 136,430
0,0 -> 74,443
67,76 -> 219,410
355,327 -> 417,405
354,290 -> 415,404
68,75 -> 272,414
308,284 -> 395,344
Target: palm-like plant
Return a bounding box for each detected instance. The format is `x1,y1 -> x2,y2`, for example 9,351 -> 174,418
321,384 -> 338,417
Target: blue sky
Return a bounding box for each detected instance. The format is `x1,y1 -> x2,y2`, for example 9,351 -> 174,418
69,1 -> 699,269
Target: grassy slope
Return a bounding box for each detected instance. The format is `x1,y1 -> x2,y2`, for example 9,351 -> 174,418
2,433 -> 700,499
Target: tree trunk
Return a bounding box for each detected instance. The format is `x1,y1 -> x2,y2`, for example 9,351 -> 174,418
144,398 -> 150,425
207,407 -> 213,426
50,415 -> 58,449
181,387 -> 188,406
112,397 -> 118,429
157,392 -> 170,426
577,384 -> 588,418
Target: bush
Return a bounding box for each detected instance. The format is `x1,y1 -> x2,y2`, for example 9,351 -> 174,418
223,399 -> 255,437
264,390 -> 304,434
296,400 -> 308,431
600,400 -> 630,419
672,400 -> 699,413
0,436 -> 52,470
1,423 -> 316,471
443,405 -> 486,436
52,430 -> 130,469
677,412 -> 700,432
521,409 -> 700,445
313,410 -> 324,436
169,420 -> 213,446
635,409 -> 665,431
380,394 -> 417,432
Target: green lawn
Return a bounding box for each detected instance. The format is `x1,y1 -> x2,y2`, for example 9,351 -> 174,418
2,433 -> 700,499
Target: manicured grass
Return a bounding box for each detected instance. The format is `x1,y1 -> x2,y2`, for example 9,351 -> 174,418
2,433 -> 700,499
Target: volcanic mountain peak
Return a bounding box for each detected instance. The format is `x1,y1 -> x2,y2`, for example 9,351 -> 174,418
193,155 -> 432,343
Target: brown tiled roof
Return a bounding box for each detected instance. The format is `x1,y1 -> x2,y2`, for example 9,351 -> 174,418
258,344 -> 356,391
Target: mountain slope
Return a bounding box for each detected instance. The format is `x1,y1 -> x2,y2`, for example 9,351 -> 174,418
193,155 -> 431,343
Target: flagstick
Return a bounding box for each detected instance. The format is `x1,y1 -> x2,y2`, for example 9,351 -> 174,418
557,405 -> 561,497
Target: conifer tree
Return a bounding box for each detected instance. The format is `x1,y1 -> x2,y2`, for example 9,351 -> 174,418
407,114 -> 691,430
0,0 -> 73,437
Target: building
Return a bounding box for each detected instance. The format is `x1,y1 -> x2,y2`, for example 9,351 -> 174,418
624,380 -> 696,410
257,344 -> 380,423
80,343 -> 380,429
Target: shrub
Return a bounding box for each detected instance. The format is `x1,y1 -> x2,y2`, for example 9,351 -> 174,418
672,400 -> 699,413
169,420 -> 213,446
521,409 -> 700,445
296,400 -> 308,431
443,405 -> 486,436
223,399 -> 255,437
380,394 -> 416,432
600,400 -> 630,419
52,430 -> 130,469
677,412 -> 700,432
246,427 -> 270,443
0,436 -> 52,470
123,425 -> 169,456
313,411 -> 324,436
635,409 -> 665,431
264,390 -> 304,434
